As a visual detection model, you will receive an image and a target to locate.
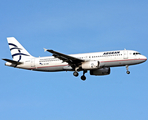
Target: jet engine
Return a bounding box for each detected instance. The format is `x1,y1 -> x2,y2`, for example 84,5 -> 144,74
90,67 -> 110,76
81,61 -> 99,70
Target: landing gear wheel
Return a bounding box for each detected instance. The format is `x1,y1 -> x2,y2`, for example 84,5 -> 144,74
73,71 -> 79,77
81,75 -> 86,81
126,71 -> 130,74
126,65 -> 130,74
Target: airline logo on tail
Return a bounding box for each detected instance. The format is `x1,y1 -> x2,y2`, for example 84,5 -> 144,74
9,43 -> 30,62
7,37 -> 33,62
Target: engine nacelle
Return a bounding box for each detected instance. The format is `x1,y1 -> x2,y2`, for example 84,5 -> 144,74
90,67 -> 111,76
82,61 -> 99,70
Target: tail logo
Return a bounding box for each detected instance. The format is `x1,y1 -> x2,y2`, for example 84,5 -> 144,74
9,43 -> 30,62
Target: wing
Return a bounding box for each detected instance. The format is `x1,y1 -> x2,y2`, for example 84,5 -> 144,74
44,49 -> 84,67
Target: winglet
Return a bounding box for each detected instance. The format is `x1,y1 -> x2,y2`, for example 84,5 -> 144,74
44,48 -> 47,52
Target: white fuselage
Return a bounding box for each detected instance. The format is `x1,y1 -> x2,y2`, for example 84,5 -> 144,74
4,37 -> 147,80
9,50 -> 146,72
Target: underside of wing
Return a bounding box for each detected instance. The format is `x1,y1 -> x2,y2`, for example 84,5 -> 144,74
44,49 -> 84,67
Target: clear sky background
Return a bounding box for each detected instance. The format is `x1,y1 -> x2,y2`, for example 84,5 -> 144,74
0,0 -> 148,120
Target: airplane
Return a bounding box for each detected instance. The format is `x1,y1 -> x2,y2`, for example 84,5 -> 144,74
2,37 -> 147,80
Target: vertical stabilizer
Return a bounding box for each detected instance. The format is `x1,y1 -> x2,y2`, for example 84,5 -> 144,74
7,37 -> 34,61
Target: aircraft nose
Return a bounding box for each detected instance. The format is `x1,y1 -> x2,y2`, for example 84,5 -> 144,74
142,55 -> 147,62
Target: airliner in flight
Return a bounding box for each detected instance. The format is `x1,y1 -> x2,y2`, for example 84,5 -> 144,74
3,37 -> 147,80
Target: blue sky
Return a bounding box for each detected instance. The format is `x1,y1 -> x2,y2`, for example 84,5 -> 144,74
0,0 -> 148,120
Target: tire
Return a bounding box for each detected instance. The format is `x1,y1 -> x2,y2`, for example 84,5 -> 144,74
73,71 -> 79,77
126,71 -> 130,74
81,75 -> 86,81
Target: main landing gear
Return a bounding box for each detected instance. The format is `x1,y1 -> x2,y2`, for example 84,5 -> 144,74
73,69 -> 87,81
81,70 -> 87,81
73,71 -> 79,77
73,67 -> 79,77
126,65 -> 130,74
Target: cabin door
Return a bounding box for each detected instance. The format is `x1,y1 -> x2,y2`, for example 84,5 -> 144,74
31,58 -> 35,67
123,50 -> 128,59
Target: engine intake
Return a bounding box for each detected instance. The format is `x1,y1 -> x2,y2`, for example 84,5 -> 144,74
82,61 -> 99,70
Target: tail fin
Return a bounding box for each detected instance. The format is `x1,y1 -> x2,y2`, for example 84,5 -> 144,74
7,37 -> 34,61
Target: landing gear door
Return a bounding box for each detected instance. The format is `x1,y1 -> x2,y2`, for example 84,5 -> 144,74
123,50 -> 128,59
31,58 -> 35,67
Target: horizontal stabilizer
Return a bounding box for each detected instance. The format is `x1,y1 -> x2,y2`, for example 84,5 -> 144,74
2,59 -> 23,65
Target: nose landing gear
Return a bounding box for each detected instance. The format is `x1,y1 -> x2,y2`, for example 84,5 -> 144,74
126,65 -> 130,74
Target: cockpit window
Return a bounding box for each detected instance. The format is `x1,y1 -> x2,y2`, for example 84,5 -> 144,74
133,52 -> 141,55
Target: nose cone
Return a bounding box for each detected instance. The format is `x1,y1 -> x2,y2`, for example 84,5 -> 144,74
142,55 -> 147,62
